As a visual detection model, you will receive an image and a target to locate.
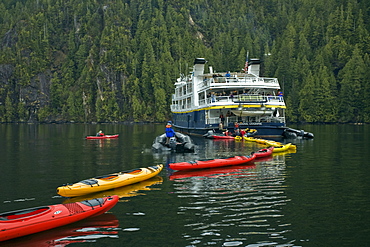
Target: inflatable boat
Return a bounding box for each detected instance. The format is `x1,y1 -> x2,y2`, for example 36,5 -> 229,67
152,132 -> 195,152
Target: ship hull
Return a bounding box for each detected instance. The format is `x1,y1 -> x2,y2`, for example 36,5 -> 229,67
172,111 -> 286,137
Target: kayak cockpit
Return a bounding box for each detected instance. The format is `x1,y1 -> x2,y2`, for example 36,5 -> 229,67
0,207 -> 50,221
79,197 -> 105,207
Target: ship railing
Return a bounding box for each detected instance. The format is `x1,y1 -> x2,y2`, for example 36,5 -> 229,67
256,116 -> 286,123
234,95 -> 266,103
233,95 -> 284,103
206,116 -> 285,127
200,96 -> 234,105
201,76 -> 279,86
172,95 -> 284,111
199,99 -> 208,105
201,95 -> 284,106
170,102 -> 193,111
224,116 -> 285,125
213,96 -> 230,102
206,116 -> 285,126
266,95 -> 284,102
170,105 -> 179,111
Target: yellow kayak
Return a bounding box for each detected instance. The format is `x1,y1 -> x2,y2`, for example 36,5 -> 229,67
272,148 -> 297,156
63,176 -> 163,203
57,164 -> 163,197
264,140 -> 283,147
243,137 -> 269,144
254,138 -> 267,144
244,136 -> 278,146
243,136 -> 257,142
272,143 -> 293,153
289,144 -> 297,150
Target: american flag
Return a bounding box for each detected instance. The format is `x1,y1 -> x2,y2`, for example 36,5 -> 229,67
244,51 -> 249,73
244,60 -> 248,72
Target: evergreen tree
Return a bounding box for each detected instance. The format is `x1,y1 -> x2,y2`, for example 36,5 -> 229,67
338,46 -> 365,122
363,54 -> 370,122
5,93 -> 15,122
298,71 -> 316,122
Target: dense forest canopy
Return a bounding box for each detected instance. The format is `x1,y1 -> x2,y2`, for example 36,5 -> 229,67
0,0 -> 369,123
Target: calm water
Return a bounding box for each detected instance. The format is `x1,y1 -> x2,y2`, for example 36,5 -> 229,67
0,123 -> 369,247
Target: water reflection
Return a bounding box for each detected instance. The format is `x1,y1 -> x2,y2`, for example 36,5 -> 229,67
169,163 -> 258,180
170,153 -> 296,246
84,138 -> 120,149
1,213 -> 119,246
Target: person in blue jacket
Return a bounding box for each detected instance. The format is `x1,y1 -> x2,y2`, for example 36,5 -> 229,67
165,121 -> 176,144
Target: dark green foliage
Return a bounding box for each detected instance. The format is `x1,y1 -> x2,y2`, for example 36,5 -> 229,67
0,0 -> 370,123
5,93 -> 15,122
338,45 -> 366,123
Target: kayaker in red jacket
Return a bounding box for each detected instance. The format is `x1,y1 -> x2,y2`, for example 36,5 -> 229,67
240,129 -> 246,137
96,130 -> 104,136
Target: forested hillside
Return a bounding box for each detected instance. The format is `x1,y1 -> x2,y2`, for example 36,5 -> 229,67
0,0 -> 369,123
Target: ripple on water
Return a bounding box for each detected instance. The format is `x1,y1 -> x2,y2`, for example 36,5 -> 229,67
175,160 -> 295,246
223,240 -> 244,246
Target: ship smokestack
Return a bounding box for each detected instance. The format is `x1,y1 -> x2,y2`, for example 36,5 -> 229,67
248,58 -> 261,76
193,58 -> 207,76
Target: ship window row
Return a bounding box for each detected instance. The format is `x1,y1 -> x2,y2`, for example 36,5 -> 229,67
175,84 -> 193,97
174,77 -> 278,98
171,92 -> 284,111
171,97 -> 192,110
197,90 -> 283,106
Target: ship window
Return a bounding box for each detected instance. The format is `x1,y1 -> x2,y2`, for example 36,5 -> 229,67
199,92 -> 205,99
188,83 -> 193,93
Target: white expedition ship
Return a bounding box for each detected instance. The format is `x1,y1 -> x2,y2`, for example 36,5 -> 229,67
170,58 -> 312,138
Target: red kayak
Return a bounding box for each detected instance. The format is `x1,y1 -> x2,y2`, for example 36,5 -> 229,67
85,134 -> 119,139
170,163 -> 257,180
209,135 -> 235,139
0,195 -> 119,242
2,213 -> 119,246
253,146 -> 274,159
169,154 -> 256,171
